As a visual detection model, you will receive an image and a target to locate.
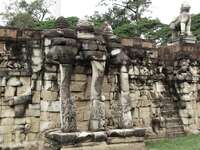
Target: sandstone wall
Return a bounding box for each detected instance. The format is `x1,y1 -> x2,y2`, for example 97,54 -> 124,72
0,28 -> 199,149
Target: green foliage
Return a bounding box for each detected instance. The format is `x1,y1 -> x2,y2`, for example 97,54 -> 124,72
35,19 -> 56,29
65,16 -> 79,29
8,13 -> 36,29
35,17 -> 79,30
1,0 -> 54,28
192,13 -> 200,42
146,134 -> 200,150
114,18 -> 171,45
90,0 -> 152,29
99,0 -> 152,22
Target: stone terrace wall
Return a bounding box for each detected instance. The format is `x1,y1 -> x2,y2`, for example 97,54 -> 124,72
0,28 -> 200,149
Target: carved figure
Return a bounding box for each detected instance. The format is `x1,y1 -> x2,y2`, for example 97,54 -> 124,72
103,22 -> 133,129
43,17 -> 78,132
77,20 -> 107,131
170,2 -> 192,39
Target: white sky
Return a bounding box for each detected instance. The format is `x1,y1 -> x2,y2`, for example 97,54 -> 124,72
0,0 -> 200,24
56,0 -> 200,24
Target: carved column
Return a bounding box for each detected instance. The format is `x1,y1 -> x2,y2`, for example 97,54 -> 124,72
60,64 -> 77,132
89,60 -> 106,131
120,65 -> 133,128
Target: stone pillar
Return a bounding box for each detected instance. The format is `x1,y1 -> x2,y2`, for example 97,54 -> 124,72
60,64 -> 77,132
89,60 -> 106,131
120,65 -> 133,128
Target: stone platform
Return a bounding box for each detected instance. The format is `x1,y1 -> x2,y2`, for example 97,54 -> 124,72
45,128 -> 146,150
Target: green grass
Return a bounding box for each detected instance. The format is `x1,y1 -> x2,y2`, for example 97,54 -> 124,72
146,134 -> 200,150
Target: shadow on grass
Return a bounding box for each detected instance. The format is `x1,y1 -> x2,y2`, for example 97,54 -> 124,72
146,134 -> 200,150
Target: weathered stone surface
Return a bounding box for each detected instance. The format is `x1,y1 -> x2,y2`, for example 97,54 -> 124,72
41,91 -> 58,101
41,101 -> 60,112
89,61 -> 106,131
7,77 -> 22,87
46,128 -> 145,146
60,64 -> 77,132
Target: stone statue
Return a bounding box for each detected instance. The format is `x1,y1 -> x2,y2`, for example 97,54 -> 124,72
170,2 -> 192,39
43,17 -> 78,132
102,22 -> 133,129
101,21 -> 113,35
77,20 -> 107,131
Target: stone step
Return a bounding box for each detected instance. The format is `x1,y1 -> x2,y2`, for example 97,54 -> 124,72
166,129 -> 185,134
165,118 -> 182,125
166,124 -> 184,129
166,132 -> 185,138
161,111 -> 179,117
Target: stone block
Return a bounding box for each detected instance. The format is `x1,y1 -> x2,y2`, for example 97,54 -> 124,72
2,134 -> 13,143
32,91 -> 41,104
35,80 -> 43,91
142,41 -> 153,48
40,121 -> 58,132
44,38 -> 51,46
76,109 -> 84,122
32,48 -> 42,57
41,90 -> 58,101
44,64 -> 58,72
44,73 -> 57,81
43,80 -> 59,91
81,41 -> 98,50
62,142 -> 107,150
107,137 -> 144,144
4,87 -> 16,98
40,112 -> 50,121
30,121 -> 40,132
26,133 -> 38,141
71,74 -> 87,81
26,109 -> 40,117
74,66 -> 90,74
50,113 -> 60,123
28,104 -> 40,110
0,126 -> 14,134
1,118 -> 14,125
77,121 -> 88,131
41,101 -> 60,112
32,56 -> 43,65
14,78 -> 31,95
15,131 -> 26,143
77,32 -> 95,39
121,38 -> 142,47
70,81 -> 86,92
43,80 -> 52,91
0,29 -> 17,38
15,118 -> 26,125
72,92 -> 85,101
1,109 -> 15,118
7,77 -> 22,87
32,64 -> 43,73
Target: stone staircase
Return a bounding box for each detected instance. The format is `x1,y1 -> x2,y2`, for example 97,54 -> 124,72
160,84 -> 185,138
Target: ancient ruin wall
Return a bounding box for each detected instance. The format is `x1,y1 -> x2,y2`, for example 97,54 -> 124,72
0,28 -> 200,149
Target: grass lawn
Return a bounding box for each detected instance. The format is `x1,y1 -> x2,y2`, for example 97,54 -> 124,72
146,134 -> 200,150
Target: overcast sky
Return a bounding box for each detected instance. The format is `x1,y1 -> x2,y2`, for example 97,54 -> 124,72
55,0 -> 200,24
0,0 -> 200,25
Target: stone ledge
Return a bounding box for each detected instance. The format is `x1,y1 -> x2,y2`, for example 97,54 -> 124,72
45,128 -> 145,146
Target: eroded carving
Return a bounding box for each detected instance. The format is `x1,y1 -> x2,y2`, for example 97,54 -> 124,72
169,2 -> 195,42
77,20 -> 107,131
43,16 -> 78,132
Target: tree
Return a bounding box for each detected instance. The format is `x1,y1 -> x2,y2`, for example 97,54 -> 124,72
35,17 -> 79,30
1,0 -> 55,28
99,0 -> 152,22
90,0 -> 152,30
114,18 -> 171,45
191,13 -> 200,42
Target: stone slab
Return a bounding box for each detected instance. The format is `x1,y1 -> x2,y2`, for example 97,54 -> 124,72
46,128 -> 145,145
